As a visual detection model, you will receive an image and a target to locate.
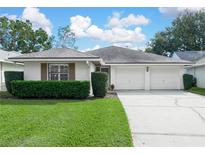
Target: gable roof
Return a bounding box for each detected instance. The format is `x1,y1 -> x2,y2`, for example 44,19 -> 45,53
86,46 -> 191,64
0,50 -> 22,63
0,50 -> 21,59
9,48 -> 100,60
174,51 -> 205,62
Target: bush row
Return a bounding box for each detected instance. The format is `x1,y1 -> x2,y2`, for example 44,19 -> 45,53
11,80 -> 90,99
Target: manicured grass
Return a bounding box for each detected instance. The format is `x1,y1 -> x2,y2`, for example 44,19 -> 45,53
188,87 -> 205,96
0,98 -> 133,147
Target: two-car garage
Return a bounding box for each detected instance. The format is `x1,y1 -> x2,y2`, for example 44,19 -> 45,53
111,65 -> 184,90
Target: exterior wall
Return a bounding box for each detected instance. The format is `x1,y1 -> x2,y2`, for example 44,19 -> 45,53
24,62 -> 41,80
0,62 -> 24,91
185,67 -> 195,76
24,61 -> 91,81
111,65 -> 184,90
185,66 -> 205,88
195,66 -> 205,88
75,61 -> 90,81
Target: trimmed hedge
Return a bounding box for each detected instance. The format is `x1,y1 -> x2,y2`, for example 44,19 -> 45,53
183,74 -> 194,90
11,80 -> 90,99
4,71 -> 24,93
91,72 -> 108,97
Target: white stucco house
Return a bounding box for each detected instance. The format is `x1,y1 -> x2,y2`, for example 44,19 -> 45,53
0,50 -> 24,91
172,51 -> 205,88
9,46 -> 191,91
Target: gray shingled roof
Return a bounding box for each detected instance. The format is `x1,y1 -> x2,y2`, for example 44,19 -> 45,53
174,51 -> 205,62
0,50 -> 21,60
9,48 -> 99,59
86,46 -> 191,64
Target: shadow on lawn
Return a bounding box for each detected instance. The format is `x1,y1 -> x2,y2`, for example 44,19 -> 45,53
0,97 -> 99,105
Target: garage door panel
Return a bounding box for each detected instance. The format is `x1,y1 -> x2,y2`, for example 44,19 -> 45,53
150,67 -> 180,89
115,67 -> 145,89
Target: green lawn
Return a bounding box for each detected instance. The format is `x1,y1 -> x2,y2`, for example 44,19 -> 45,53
0,98 -> 133,147
188,87 -> 205,96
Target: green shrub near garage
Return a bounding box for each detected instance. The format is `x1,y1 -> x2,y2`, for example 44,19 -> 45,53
183,74 -> 194,90
11,80 -> 90,99
4,71 -> 24,93
91,72 -> 108,97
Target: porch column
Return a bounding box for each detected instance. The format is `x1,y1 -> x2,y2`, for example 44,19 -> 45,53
87,61 -> 95,96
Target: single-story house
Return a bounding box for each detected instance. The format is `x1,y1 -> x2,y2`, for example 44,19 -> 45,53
0,50 -> 24,91
9,46 -> 191,91
171,51 -> 205,88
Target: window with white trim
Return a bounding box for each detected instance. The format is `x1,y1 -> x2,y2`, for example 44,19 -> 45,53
48,64 -> 69,80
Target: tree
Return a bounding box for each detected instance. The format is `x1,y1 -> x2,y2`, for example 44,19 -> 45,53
146,10 -> 205,55
55,25 -> 76,49
0,17 -> 53,53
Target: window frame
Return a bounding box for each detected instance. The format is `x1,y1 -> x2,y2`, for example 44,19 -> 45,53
48,63 -> 69,81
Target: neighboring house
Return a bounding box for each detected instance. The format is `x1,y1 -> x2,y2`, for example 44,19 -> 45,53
0,50 -> 24,91
9,46 -> 191,91
172,51 -> 205,88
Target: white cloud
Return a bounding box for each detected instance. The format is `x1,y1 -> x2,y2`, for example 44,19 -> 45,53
70,15 -> 91,37
159,7 -> 205,17
108,13 -> 150,28
70,15 -> 146,43
82,44 -> 101,52
0,8 -> 53,36
22,7 -> 52,35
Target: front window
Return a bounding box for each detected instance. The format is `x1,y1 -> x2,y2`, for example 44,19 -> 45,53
48,64 -> 69,80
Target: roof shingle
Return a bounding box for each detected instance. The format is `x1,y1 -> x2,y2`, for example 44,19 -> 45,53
86,46 -> 191,64
174,51 -> 205,62
9,48 -> 99,59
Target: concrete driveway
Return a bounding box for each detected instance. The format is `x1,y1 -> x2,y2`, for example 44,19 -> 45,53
117,90 -> 205,147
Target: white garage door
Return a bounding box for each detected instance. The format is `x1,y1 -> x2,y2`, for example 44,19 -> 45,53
115,67 -> 145,89
150,66 -> 180,89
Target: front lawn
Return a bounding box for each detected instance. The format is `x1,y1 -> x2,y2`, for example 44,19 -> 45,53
0,98 -> 132,147
188,87 -> 205,96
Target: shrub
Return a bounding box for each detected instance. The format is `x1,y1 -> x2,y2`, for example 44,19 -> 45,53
91,72 -> 108,97
110,84 -> 115,91
4,71 -> 24,93
193,77 -> 197,87
11,80 -> 90,99
183,74 -> 194,90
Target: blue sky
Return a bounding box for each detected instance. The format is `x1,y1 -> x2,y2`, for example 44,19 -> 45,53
0,7 -> 195,51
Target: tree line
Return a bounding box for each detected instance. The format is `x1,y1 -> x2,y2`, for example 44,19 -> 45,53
146,10 -> 205,56
0,16 -> 76,53
1,10 -> 205,54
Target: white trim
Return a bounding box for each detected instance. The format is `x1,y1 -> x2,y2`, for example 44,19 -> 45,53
104,63 -> 191,66
0,59 -> 24,65
189,63 -> 205,68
